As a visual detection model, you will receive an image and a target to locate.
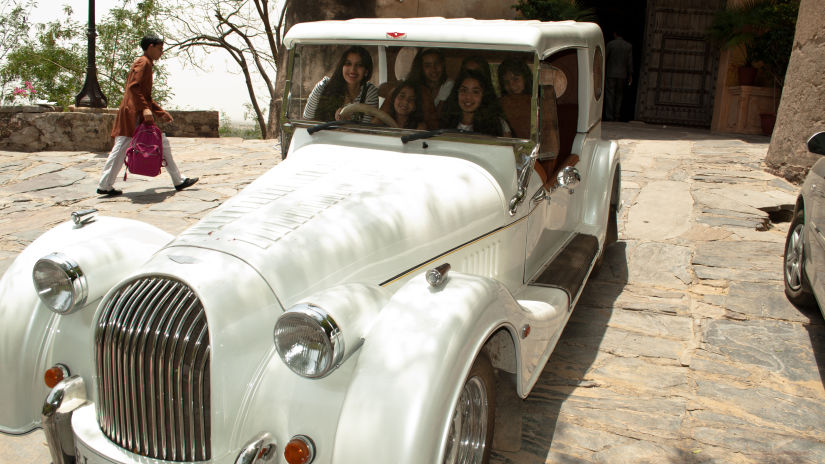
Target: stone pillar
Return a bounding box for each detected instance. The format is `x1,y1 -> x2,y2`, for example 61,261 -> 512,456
765,0 -> 825,183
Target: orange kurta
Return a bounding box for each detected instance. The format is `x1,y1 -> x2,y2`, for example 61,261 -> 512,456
110,55 -> 165,138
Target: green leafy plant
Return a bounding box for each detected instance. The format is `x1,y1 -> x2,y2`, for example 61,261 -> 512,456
513,0 -> 596,22
0,1 -> 171,107
707,0 -> 799,84
747,0 -> 798,87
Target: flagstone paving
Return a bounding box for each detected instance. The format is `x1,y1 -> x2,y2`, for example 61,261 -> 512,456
1,123 -> 823,463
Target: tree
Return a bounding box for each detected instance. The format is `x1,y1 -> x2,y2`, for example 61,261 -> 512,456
513,0 -> 596,22
96,0 -> 173,106
0,0 -> 170,107
170,0 -> 288,140
0,0 -> 35,104
2,5 -> 85,106
168,0 -> 377,139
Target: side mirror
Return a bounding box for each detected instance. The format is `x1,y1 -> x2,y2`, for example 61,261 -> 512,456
808,132 -> 825,156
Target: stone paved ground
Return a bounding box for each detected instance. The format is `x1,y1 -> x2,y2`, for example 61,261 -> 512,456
491,124 -> 825,464
2,123 -> 824,463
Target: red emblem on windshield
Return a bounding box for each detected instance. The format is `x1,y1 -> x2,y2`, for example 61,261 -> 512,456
386,32 -> 407,39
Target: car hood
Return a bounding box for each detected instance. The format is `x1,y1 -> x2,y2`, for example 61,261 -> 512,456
168,142 -> 507,306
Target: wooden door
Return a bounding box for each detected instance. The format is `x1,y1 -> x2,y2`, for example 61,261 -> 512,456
635,0 -> 724,127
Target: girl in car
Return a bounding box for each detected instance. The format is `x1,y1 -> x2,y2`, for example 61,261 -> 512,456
382,81 -> 426,130
441,69 -> 511,137
498,58 -> 533,139
407,49 -> 454,129
303,46 -> 378,122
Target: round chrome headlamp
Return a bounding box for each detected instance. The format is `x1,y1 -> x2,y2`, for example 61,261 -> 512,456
32,253 -> 88,314
273,303 -> 344,378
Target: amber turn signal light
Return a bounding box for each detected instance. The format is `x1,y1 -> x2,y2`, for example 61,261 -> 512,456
44,364 -> 70,388
284,435 -> 315,464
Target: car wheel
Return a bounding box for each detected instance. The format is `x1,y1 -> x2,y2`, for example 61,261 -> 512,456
442,354 -> 496,464
784,208 -> 817,308
593,195 -> 618,274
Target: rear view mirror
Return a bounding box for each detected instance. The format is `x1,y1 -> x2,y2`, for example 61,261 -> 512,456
808,132 -> 825,156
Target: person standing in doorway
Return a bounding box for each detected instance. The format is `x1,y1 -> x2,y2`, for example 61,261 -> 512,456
604,31 -> 633,122
97,33 -> 198,196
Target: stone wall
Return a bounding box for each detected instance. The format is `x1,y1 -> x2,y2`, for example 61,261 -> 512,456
765,0 -> 825,183
376,0 -> 518,19
0,106 -> 219,152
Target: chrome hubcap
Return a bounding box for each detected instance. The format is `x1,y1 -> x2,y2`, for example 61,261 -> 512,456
785,223 -> 805,291
443,376 -> 488,464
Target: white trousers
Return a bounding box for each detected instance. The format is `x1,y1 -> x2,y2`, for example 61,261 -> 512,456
98,134 -> 183,190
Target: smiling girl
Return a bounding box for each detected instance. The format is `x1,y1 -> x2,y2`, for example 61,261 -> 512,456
384,81 -> 426,129
441,69 -> 511,137
303,46 -> 379,122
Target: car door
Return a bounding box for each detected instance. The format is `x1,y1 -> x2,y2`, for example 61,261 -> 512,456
524,62 -> 578,282
807,156 -> 825,303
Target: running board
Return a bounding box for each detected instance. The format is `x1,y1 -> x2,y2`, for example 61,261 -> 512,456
529,233 -> 599,302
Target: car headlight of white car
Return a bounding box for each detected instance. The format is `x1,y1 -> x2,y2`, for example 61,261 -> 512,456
32,252 -> 88,314
274,303 -> 344,378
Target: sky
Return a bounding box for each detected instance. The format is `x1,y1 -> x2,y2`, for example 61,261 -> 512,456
31,0 -> 256,123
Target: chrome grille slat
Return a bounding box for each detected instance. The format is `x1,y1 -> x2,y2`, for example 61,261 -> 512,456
132,278 -> 172,455
125,278 -> 163,454
192,325 -> 209,459
111,279 -> 151,445
177,308 -> 205,461
196,332 -> 210,459
141,280 -> 180,458
95,277 -> 210,462
116,279 -> 151,451
151,283 -> 188,458
161,292 -> 197,460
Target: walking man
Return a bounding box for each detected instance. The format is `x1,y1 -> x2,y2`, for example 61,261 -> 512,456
97,34 -> 198,196
604,31 -> 633,122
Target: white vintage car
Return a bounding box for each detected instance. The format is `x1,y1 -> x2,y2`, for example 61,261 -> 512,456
0,18 -> 619,464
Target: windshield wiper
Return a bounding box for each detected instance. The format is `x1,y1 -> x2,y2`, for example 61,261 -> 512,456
401,128 -> 472,144
307,120 -> 362,135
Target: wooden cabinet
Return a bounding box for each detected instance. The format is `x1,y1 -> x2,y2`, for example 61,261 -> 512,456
715,85 -> 778,135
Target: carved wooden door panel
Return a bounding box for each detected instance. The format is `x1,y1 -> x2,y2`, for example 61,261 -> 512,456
635,0 -> 724,127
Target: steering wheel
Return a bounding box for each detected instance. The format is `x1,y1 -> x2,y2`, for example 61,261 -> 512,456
339,103 -> 399,128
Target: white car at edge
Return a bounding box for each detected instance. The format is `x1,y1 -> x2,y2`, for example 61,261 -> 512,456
0,18 -> 620,464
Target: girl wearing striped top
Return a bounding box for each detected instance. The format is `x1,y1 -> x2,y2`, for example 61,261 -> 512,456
303,46 -> 379,122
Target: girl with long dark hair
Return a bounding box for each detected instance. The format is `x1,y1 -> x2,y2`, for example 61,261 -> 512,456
382,81 -> 426,130
303,46 -> 378,122
441,69 -> 511,137
498,58 -> 533,139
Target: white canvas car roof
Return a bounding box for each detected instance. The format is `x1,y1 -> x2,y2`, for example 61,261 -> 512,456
284,17 -> 602,58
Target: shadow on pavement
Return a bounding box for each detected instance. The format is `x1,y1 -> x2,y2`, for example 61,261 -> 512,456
121,188 -> 178,204
797,303 -> 825,389
491,241 -> 628,463
601,121 -> 770,144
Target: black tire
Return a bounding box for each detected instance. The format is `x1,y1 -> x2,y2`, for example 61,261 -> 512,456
442,353 -> 496,464
593,197 -> 618,274
783,207 -> 817,309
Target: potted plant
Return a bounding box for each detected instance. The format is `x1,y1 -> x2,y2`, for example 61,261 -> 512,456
707,0 -> 766,86
708,0 -> 799,135
749,0 -> 798,134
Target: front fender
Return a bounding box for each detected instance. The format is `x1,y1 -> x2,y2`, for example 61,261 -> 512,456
0,216 -> 171,434
582,136 -> 620,239
230,273 -> 520,464
333,272 -> 520,464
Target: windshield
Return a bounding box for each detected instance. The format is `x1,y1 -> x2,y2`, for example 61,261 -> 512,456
286,44 -> 535,140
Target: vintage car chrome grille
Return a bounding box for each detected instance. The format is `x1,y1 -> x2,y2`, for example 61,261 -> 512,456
94,276 -> 211,461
